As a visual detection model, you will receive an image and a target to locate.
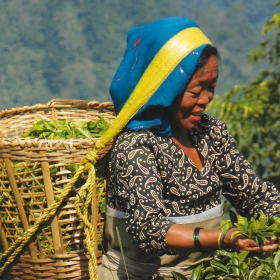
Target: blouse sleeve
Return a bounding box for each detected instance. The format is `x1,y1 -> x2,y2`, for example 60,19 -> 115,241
109,131 -> 174,254
213,120 -> 280,219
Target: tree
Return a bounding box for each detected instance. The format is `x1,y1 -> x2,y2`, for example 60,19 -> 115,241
207,1 -> 280,187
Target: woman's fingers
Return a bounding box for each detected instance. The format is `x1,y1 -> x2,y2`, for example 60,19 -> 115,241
235,238 -> 278,253
258,243 -> 278,252
245,243 -> 278,253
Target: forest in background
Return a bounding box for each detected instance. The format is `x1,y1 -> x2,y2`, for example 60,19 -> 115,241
0,0 -> 279,110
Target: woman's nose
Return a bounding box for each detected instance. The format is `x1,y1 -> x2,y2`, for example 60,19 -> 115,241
197,90 -> 211,105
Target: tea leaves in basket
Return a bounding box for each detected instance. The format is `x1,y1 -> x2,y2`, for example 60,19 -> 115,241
20,116 -> 110,139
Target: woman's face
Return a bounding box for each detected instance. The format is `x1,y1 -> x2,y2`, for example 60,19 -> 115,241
168,55 -> 218,131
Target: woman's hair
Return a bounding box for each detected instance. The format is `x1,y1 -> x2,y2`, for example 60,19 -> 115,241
195,45 -> 220,71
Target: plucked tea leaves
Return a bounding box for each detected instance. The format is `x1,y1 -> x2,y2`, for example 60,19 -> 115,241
20,116 -> 110,139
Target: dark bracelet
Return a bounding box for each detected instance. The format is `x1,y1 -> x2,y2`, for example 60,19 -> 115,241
193,227 -> 206,253
268,215 -> 280,225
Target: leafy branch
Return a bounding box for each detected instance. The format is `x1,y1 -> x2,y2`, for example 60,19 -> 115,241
230,211 -> 280,245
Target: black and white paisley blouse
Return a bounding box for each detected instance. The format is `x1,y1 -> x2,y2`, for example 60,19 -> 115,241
107,114 -> 280,254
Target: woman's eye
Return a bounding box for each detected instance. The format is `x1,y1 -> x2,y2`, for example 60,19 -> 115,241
208,83 -> 217,91
189,86 -> 202,94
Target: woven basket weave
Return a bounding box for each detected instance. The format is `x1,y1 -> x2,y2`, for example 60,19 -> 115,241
0,99 -> 115,279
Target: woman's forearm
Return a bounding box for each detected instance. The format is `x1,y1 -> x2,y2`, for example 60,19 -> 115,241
165,224 -> 278,254
166,224 -> 221,254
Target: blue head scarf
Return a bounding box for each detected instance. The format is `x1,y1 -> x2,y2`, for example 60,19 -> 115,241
109,16 -> 211,136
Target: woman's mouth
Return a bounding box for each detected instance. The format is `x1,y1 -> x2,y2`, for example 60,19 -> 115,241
192,112 -> 203,117
189,112 -> 203,123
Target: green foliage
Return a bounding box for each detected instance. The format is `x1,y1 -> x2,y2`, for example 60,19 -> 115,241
203,213 -> 280,279
207,1 -> 280,187
173,247 -> 280,279
20,116 -> 110,139
230,211 -> 280,245
171,212 -> 280,279
171,264 -> 204,280
171,271 -> 188,280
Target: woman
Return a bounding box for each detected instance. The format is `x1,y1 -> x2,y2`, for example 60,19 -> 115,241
98,16 -> 280,279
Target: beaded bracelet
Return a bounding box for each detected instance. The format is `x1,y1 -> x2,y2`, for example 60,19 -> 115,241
220,227 -> 233,249
193,227 -> 206,252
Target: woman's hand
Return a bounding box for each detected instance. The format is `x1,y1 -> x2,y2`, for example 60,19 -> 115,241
223,228 -> 278,253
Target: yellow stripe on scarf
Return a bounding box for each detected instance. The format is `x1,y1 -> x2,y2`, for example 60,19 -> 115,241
99,27 -> 211,147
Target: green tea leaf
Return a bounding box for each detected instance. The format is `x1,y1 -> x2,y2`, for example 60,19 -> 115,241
211,261 -> 229,273
171,271 -> 188,280
75,121 -> 88,128
248,218 -> 257,236
204,273 -> 216,279
254,263 -> 264,278
259,211 -> 267,228
231,254 -> 239,276
191,263 -> 203,280
68,164 -> 79,174
42,119 -> 53,130
99,197 -> 107,213
32,121 -> 45,130
230,230 -> 242,239
238,251 -> 249,263
274,250 -> 280,270
268,224 -> 280,232
76,126 -> 93,138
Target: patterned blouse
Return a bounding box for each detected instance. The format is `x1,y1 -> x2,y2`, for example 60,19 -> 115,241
107,114 -> 280,254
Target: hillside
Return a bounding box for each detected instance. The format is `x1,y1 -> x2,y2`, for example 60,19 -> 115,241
0,0 -> 278,110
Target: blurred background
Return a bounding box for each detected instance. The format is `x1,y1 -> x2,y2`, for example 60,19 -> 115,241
0,0 -> 278,110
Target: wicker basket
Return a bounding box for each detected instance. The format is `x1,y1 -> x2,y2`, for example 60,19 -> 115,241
0,99 -> 115,279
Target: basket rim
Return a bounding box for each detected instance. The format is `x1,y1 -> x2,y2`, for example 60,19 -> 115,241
0,136 -> 104,144
0,98 -> 115,144
0,98 -> 114,119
